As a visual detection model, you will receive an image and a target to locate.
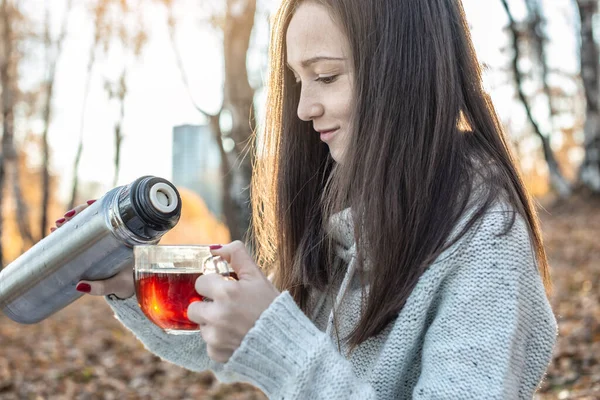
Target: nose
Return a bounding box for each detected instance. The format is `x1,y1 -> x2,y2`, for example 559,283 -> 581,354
297,87 -> 324,122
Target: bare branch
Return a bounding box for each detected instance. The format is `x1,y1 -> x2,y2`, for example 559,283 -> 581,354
110,70 -> 127,187
70,2 -> 105,209
165,5 -> 216,119
525,0 -> 557,121
574,0 -> 600,191
500,0 -> 571,197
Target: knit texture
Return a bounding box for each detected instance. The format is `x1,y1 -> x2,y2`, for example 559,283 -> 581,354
107,203 -> 557,399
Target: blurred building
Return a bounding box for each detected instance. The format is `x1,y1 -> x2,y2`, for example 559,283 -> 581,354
172,124 -> 222,217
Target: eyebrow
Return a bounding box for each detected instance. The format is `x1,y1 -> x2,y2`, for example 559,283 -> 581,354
286,56 -> 347,70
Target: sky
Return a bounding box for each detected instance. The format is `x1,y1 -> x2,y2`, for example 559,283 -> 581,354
30,0 -> 580,203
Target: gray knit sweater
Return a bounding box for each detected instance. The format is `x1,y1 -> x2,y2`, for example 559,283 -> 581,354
106,203 -> 557,399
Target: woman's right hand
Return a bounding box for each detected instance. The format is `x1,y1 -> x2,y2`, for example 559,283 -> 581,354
52,199 -> 135,300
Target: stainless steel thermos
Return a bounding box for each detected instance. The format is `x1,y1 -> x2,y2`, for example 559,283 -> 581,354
0,176 -> 182,324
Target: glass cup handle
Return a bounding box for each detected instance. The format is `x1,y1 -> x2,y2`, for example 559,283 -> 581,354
201,256 -> 233,303
203,255 -> 232,276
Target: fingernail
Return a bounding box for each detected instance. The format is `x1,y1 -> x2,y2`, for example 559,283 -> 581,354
76,283 -> 91,293
86,199 -> 96,205
64,209 -> 76,218
50,227 -> 56,233
209,245 -> 222,250
56,218 -> 66,224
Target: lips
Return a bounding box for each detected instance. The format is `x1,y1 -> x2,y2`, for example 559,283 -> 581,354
316,127 -> 339,134
318,128 -> 339,142
319,129 -> 337,135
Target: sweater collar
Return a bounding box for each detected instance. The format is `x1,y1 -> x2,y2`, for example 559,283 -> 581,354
327,208 -> 355,250
327,208 -> 358,266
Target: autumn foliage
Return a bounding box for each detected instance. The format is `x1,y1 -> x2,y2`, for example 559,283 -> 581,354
159,187 -> 231,246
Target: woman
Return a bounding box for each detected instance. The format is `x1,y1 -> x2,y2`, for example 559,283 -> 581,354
57,0 -> 557,398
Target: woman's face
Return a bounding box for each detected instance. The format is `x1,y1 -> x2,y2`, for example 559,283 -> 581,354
286,2 -> 354,164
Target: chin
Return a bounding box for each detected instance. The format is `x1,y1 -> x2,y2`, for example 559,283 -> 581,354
328,147 -> 344,164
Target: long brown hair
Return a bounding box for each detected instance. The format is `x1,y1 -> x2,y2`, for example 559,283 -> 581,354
251,0 -> 551,348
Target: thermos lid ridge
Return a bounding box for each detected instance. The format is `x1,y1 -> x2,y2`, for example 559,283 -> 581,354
118,176 -> 182,240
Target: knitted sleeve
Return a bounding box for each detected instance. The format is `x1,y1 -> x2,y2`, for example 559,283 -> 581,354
222,290 -> 377,399
413,212 -> 557,399
105,295 -> 240,382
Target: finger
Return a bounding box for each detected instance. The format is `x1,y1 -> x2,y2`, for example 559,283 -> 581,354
202,327 -> 232,363
75,267 -> 134,299
206,347 -> 231,364
55,201 -> 95,229
187,300 -> 212,325
194,272 -> 235,301
201,326 -> 231,356
63,203 -> 90,223
210,241 -> 260,279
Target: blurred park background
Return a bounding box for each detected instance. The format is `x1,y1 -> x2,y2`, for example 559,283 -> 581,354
0,0 -> 598,398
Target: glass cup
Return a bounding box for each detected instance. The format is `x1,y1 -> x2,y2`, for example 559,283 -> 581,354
133,245 -> 235,335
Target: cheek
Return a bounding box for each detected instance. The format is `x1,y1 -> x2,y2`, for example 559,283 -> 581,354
328,90 -> 353,121
336,81 -> 354,121
341,97 -> 353,120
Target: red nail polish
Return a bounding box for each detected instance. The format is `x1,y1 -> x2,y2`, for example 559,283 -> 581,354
56,218 -> 66,224
64,209 -> 76,218
50,227 -> 56,233
86,199 -> 96,205
209,245 -> 222,250
76,283 -> 91,293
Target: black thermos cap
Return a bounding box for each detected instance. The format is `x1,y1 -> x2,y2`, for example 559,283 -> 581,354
117,176 -> 182,240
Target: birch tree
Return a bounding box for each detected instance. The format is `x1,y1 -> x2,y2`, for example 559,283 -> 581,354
0,0 -> 37,267
0,0 -> 17,266
575,0 -> 600,192
501,0 -> 572,197
39,0 -> 73,237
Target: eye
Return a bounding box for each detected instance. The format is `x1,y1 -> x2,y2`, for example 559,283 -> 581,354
316,75 -> 338,84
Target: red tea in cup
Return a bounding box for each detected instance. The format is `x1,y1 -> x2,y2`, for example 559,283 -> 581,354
133,245 -> 235,335
135,270 -> 238,333
136,270 -> 203,332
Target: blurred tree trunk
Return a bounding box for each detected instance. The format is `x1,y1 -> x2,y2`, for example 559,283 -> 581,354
207,111 -> 239,239
501,0 -> 572,197
221,0 -> 256,241
11,161 -> 33,247
40,0 -> 72,238
0,0 -> 15,267
525,0 -> 557,139
165,0 -> 256,240
575,0 -> 600,193
0,0 -> 34,268
105,72 -> 127,187
166,9 -> 239,240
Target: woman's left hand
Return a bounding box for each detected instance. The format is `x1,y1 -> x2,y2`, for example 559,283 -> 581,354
187,241 -> 280,363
